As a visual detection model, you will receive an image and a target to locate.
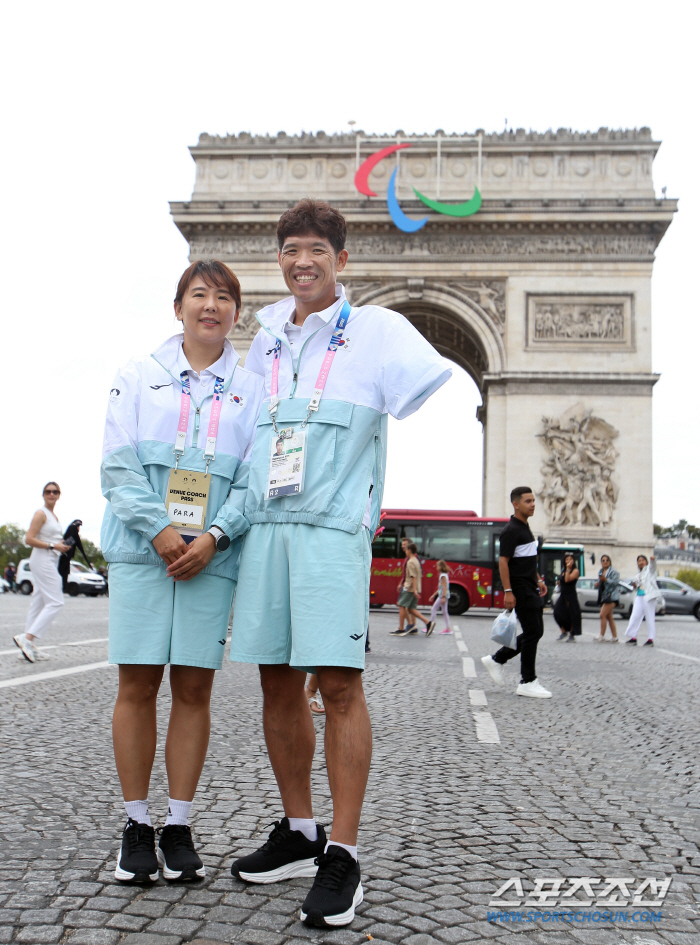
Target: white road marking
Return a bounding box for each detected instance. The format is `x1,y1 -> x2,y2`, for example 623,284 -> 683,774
453,629 -> 463,640
462,657 -> 476,678
473,711 -> 501,743
456,639 -> 468,653
0,637 -> 109,657
469,689 -> 488,706
0,661 -> 113,689
656,648 -> 700,664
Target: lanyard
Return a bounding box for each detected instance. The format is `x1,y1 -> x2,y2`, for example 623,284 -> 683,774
269,300 -> 351,432
172,371 -> 225,474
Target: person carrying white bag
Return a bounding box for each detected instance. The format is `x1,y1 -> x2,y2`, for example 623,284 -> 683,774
481,487 -> 552,698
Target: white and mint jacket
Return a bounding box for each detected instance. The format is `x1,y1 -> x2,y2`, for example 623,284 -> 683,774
100,334 -> 264,580
243,284 -> 453,535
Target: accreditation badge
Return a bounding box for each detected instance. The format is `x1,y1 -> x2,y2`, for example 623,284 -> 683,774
166,468 -> 211,531
266,428 -> 306,499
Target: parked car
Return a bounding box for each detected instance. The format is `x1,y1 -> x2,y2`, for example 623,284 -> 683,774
655,577 -> 700,620
552,576 -> 664,619
16,559 -> 107,597
1,577 -> 9,593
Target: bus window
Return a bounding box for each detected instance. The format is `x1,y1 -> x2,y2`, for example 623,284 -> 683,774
372,527 -> 399,558
470,527 -> 492,563
400,524 -> 425,556
424,523 -> 471,562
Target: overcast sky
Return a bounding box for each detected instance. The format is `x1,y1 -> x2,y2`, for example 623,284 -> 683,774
1,0 -> 696,544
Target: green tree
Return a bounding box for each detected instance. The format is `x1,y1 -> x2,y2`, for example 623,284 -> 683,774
80,537 -> 107,570
0,523 -> 31,575
676,568 -> 700,591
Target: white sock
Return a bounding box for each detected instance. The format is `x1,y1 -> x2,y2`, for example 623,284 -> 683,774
288,817 -> 318,842
165,799 -> 192,826
327,840 -> 358,861
124,799 -> 151,826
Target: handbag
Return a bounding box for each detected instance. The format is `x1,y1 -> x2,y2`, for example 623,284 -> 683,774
491,609 -> 519,649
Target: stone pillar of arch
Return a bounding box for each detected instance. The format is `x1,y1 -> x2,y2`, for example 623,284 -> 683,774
170,128 -> 676,574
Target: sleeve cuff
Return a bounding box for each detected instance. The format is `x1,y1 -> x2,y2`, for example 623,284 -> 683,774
212,515 -> 250,541
145,516 -> 172,542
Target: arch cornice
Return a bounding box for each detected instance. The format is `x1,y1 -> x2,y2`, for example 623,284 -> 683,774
348,280 -> 507,389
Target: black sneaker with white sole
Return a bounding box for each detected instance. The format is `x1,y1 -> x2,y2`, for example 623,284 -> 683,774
231,817 -> 326,884
157,824 -> 205,881
115,819 -> 159,883
301,846 -> 363,927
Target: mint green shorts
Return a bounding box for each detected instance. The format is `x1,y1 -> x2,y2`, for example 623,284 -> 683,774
230,522 -> 370,672
108,563 -> 235,669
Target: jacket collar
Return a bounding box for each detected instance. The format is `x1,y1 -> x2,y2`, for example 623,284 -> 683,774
150,334 -> 239,386
256,284 -> 347,335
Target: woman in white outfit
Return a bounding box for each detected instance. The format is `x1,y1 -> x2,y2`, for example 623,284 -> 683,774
14,482 -> 70,662
625,554 -> 659,647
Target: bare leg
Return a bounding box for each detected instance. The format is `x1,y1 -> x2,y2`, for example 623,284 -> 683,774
164,666 -> 215,801
606,604 -> 618,638
316,666 -> 372,846
398,606 -> 407,629
599,606 -> 607,638
113,665 -> 164,801
409,608 -> 429,625
260,664 -> 316,818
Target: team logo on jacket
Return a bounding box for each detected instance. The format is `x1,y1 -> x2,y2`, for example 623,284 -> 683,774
229,392 -> 244,405
109,388 -> 120,400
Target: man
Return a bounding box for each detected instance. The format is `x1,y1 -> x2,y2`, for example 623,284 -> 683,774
481,487 -> 552,698
4,562 -> 16,592
229,199 -> 451,927
58,519 -> 92,592
391,542 -> 434,635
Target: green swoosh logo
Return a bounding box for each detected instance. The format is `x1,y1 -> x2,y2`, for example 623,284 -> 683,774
412,186 -> 482,217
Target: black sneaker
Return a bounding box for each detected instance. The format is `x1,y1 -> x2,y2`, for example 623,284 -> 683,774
231,817 -> 326,884
626,638 -> 637,645
426,621 -> 435,636
157,824 -> 205,881
301,846 -> 363,927
643,639 -> 654,647
115,819 -> 159,883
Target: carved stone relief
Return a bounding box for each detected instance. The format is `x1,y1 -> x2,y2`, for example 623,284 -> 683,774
527,295 -> 632,348
228,300 -> 273,342
538,403 -> 619,528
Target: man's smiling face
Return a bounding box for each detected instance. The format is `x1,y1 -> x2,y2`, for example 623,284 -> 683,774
278,231 -> 348,313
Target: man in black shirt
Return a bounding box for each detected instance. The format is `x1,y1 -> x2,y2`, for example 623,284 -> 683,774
481,487 -> 552,698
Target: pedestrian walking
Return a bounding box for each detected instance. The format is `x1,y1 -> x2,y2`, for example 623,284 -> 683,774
228,199 -> 451,927
428,560 -> 452,634
305,673 -> 325,714
58,519 -> 92,592
554,552 -> 582,641
481,487 -> 551,698
392,543 -> 434,635
101,260 -> 263,884
394,537 -> 411,617
594,554 -> 620,642
14,482 -> 70,662
625,554 -> 660,647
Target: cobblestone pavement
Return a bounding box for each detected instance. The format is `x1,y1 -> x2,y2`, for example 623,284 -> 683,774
1,594 -> 699,945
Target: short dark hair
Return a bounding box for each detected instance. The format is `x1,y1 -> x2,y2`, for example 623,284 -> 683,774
175,260 -> 241,311
408,542 -> 418,554
277,199 -> 347,254
510,486 -> 533,503
637,555 -> 649,566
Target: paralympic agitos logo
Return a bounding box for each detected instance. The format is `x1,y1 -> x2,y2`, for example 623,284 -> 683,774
354,143 -> 482,233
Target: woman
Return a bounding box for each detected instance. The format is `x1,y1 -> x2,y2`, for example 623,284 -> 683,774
101,260 -> 263,884
428,560 -> 452,634
554,551 -> 582,642
593,554 -> 620,642
13,482 -> 71,662
625,554 -> 659,647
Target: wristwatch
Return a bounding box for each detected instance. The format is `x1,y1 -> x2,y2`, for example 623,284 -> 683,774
207,525 -> 230,552
47,543 -> 54,550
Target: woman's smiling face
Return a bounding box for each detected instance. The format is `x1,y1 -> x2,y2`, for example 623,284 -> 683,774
175,277 -> 238,346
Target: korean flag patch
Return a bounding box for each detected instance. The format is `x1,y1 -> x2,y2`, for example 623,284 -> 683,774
229,392 -> 244,406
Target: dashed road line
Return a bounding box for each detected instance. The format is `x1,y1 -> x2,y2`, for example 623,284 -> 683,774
462,656 -> 476,677
456,638 -> 468,653
0,661 -> 113,689
468,689 -> 488,706
473,711 -> 501,743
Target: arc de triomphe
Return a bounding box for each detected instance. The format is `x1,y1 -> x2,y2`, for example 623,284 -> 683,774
170,128 -> 676,573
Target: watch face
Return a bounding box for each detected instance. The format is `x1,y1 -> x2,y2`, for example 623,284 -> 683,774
217,535 -> 231,552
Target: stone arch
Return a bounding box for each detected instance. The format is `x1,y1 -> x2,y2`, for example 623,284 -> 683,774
348,281 -> 506,392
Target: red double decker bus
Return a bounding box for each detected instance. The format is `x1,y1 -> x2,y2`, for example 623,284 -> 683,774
370,509 -> 509,614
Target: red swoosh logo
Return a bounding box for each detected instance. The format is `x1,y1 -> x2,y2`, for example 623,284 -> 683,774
354,143 -> 412,197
